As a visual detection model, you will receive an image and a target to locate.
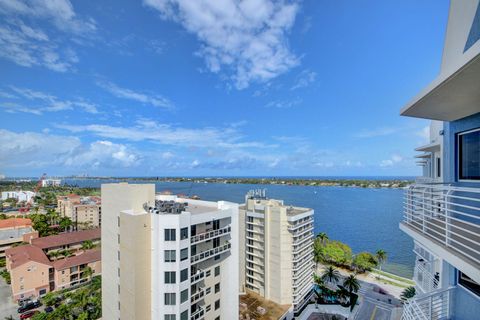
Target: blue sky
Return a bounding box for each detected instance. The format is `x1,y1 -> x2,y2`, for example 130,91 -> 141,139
0,0 -> 450,177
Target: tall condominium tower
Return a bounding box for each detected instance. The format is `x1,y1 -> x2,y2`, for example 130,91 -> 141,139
102,183 -> 239,320
239,190 -> 314,316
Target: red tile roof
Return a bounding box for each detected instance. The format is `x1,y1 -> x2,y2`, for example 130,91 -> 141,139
53,249 -> 101,270
0,218 -> 32,229
31,229 -> 100,249
5,245 -> 51,269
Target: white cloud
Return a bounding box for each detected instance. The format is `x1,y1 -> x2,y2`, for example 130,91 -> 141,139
64,141 -> 139,168
0,87 -> 99,114
291,69 -> 316,90
97,80 -> 174,109
265,98 -> 301,109
380,154 -> 403,167
144,0 -> 300,89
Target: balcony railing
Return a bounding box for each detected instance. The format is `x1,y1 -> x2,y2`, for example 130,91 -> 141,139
191,306 -> 205,320
414,263 -> 439,294
403,183 -> 480,265
191,270 -> 205,284
401,287 -> 454,320
191,226 -> 231,244
191,243 -> 231,264
191,288 -> 205,303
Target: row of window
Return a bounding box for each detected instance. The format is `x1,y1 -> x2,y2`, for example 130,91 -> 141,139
164,266 -> 220,285
165,228 -> 189,241
164,249 -> 189,262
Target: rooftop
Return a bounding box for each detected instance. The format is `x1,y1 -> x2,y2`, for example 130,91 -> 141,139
6,244 -> 51,268
239,291 -> 291,320
0,218 -> 32,229
31,228 -> 100,249
0,227 -> 33,241
53,249 -> 101,270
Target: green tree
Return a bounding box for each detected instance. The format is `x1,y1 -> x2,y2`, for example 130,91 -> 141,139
81,240 -> 95,250
343,274 -> 360,293
401,287 -> 416,301
316,232 -> 329,246
320,241 -> 353,267
321,266 -> 340,285
353,252 -> 378,273
42,292 -> 57,306
375,249 -> 387,270
59,217 -> 73,232
81,267 -> 93,281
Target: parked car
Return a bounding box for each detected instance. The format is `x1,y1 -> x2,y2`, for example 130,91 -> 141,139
45,306 -> 54,313
20,310 -> 39,319
17,300 -> 41,313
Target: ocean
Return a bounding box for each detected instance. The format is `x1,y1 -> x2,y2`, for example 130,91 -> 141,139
64,178 -> 415,278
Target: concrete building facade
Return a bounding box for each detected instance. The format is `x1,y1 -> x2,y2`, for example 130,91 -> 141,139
101,183 -> 239,320
0,218 -> 37,258
1,191 -> 36,202
239,190 -> 314,316
400,1 -> 480,319
57,195 -> 102,229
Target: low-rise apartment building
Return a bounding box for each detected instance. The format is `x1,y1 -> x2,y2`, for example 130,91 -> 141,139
399,1 -> 480,319
101,183 -> 239,320
41,179 -> 61,187
0,218 -> 38,258
57,195 -> 102,229
239,190 -> 314,317
1,191 -> 36,202
5,229 -> 101,301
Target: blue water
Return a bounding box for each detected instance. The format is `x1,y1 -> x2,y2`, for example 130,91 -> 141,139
64,178 -> 415,278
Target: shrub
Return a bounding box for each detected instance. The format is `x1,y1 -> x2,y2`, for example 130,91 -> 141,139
353,252 -> 378,272
320,241 -> 353,267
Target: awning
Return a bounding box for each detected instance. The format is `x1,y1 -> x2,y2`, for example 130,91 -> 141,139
415,142 -> 441,152
401,52 -> 480,121
415,153 -> 433,159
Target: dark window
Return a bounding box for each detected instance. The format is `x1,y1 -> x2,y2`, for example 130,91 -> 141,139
165,293 -> 176,305
215,266 -> 220,276
191,245 -> 197,256
437,157 -> 441,178
165,229 -> 176,241
458,129 -> 480,180
215,317 -> 220,320
180,248 -> 188,261
206,270 -> 211,277
181,311 -> 188,320
213,238 -> 220,248
165,315 -> 176,320
206,305 -> 211,312
215,299 -> 220,310
190,225 -> 196,237
206,287 -> 211,294
165,271 -> 176,284
213,219 -> 220,230
164,250 -> 176,262
180,268 -> 188,282
459,272 -> 480,297
215,282 -> 220,293
180,227 -> 188,240
180,289 -> 189,303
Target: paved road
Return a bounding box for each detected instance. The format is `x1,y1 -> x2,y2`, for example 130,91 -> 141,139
353,281 -> 403,320
0,277 -> 18,319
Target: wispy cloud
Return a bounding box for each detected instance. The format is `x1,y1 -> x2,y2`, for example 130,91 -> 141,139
265,98 -> 302,109
144,0 -> 301,89
97,80 -> 174,109
291,69 -> 316,90
0,86 -> 99,114
380,154 -> 403,167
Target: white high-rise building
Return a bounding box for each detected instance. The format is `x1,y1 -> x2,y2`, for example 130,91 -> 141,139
102,183 -> 239,320
239,190 -> 314,317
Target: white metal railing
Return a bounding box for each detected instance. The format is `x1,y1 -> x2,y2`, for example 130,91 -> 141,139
414,263 -> 439,294
288,218 -> 313,231
190,243 -> 231,264
191,270 -> 205,284
292,226 -> 314,238
402,287 -> 454,320
403,183 -> 480,265
191,287 -> 205,303
190,226 -> 231,244
191,306 -> 205,320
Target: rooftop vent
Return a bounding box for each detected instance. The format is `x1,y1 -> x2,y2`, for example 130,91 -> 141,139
144,200 -> 188,214
247,189 -> 267,200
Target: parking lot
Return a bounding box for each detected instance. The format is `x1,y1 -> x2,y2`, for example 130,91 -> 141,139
0,278 -> 18,319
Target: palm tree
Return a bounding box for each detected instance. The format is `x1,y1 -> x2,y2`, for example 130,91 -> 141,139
313,274 -> 324,287
49,250 -> 61,261
81,267 -> 93,282
375,249 -> 387,270
321,266 -> 340,285
81,240 -> 94,251
343,274 -> 360,294
401,287 -> 416,301
316,232 -> 329,246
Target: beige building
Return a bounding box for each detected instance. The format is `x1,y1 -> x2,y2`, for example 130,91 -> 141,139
101,183 -> 239,320
0,218 -> 38,258
239,190 -> 315,317
57,195 -> 101,229
5,229 -> 101,301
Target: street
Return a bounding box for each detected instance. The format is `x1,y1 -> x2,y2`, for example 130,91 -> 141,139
0,278 -> 18,319
353,281 -> 403,320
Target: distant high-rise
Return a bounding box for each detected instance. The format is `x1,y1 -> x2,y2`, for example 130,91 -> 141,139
102,183 -> 239,320
239,190 -> 314,316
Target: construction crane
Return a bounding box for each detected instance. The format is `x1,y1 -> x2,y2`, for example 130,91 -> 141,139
19,173 -> 47,214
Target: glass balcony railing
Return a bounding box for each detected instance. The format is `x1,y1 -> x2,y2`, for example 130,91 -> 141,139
190,270 -> 205,284
190,243 -> 231,264
191,306 -> 205,320
190,226 -> 231,244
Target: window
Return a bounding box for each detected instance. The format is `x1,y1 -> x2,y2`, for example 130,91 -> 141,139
205,270 -> 211,277
180,268 -> 188,282
206,305 -> 211,312
215,283 -> 220,293
190,225 -> 196,237
165,229 -> 176,241
215,266 -> 220,276
437,157 -> 441,178
215,299 -> 220,310
180,227 -> 188,240
180,289 -> 188,303
459,272 -> 480,297
164,293 -> 176,305
180,248 -> 188,261
213,219 -> 220,230
215,317 -> 220,320
165,271 -> 176,284
458,128 -> 480,180
206,287 -> 211,295
165,250 -> 176,262
165,315 -> 176,320
180,310 -> 188,320
213,238 -> 220,248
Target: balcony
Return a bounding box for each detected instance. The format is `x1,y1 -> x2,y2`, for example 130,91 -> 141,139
288,218 -> 313,231
190,226 -> 231,245
191,242 -> 231,264
402,184 -> 480,267
191,306 -> 205,320
191,288 -> 205,303
401,287 -> 454,320
191,270 -> 205,284
414,262 -> 439,294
